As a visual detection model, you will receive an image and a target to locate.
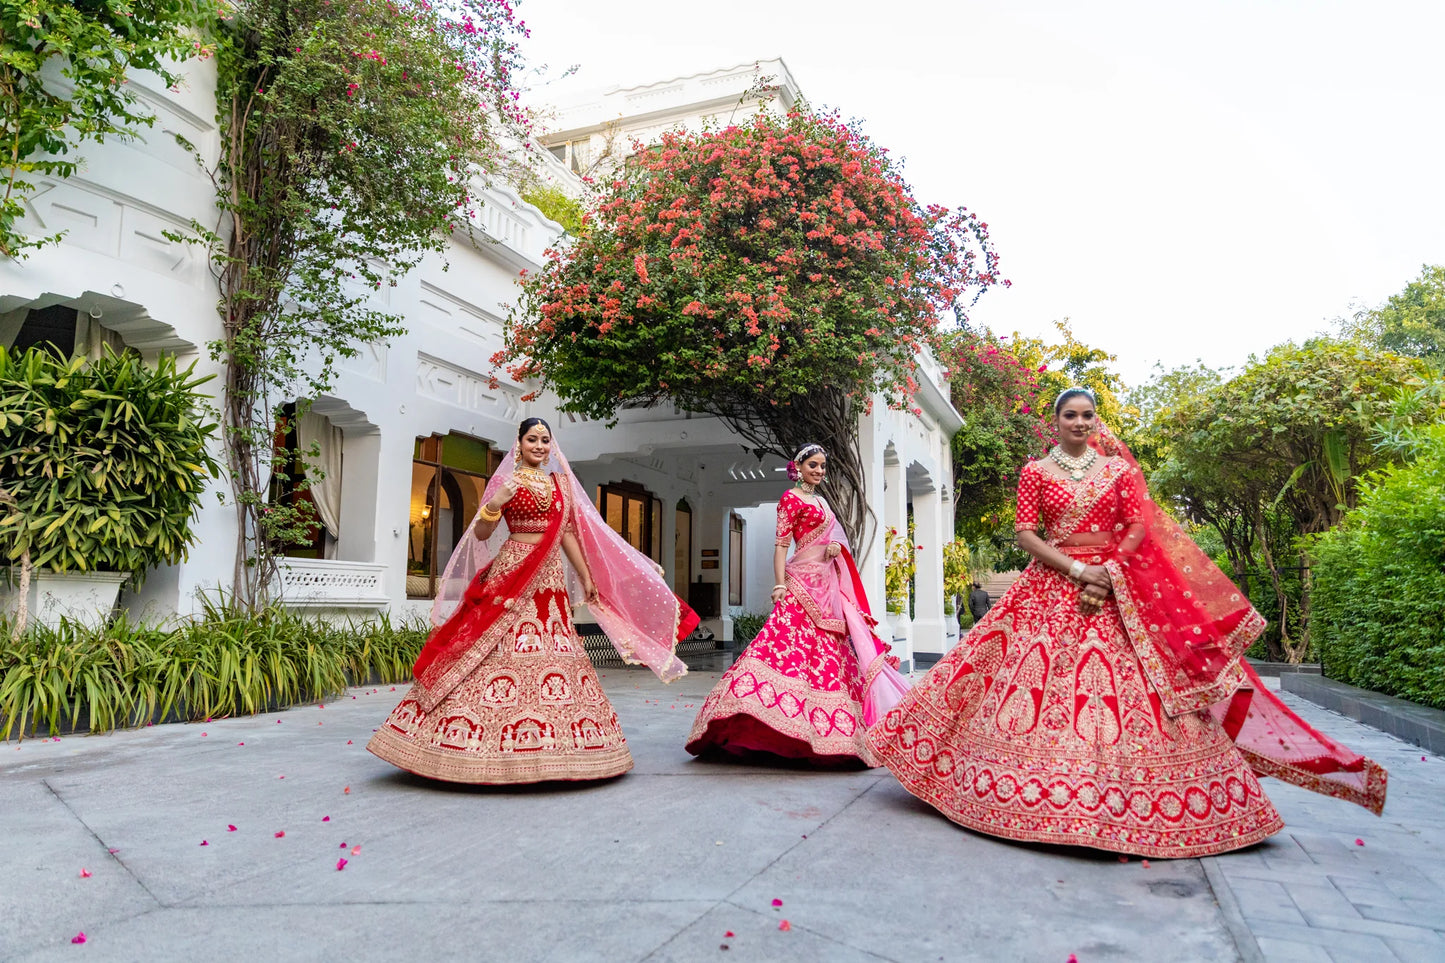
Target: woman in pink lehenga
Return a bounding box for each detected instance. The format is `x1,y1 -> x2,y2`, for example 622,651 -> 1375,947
867,389 -> 1388,857
686,444 -> 910,766
369,418 -> 697,784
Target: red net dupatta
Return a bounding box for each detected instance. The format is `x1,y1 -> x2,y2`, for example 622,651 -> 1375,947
1092,426 -> 1388,816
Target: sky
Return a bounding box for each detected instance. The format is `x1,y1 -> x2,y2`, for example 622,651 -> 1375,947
516,0 -> 1445,388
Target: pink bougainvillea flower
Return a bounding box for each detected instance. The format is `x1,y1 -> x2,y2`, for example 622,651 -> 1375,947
200,840 -> 209,846
71,933 -> 86,944
1141,860 -> 1151,869
79,868 -> 92,878
322,816 -> 330,822
1355,838 -> 1365,846
336,858 -> 348,871
227,825 -> 237,832
771,899 -> 782,907
274,831 -> 285,839
778,920 -> 791,932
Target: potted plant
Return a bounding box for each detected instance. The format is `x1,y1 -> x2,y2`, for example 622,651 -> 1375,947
0,347 -> 221,629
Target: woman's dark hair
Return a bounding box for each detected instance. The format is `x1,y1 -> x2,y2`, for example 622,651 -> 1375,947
517,417 -> 552,439
1052,387 -> 1097,416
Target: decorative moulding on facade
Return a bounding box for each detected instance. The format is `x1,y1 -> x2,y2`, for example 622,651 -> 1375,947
275,558 -> 389,609
416,352 -> 521,420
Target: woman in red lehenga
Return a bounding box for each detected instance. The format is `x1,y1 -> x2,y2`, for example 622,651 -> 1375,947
369,418 -> 696,784
686,444 -> 910,765
867,389 -> 1388,857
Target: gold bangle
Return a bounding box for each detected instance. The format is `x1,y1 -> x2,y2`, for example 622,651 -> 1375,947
479,504 -> 502,522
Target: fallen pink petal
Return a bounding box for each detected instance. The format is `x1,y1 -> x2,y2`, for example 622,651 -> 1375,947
351,845 -> 361,855
724,931 -> 734,938
778,920 -> 791,932
771,899 -> 782,907
322,816 -> 330,822
227,825 -> 237,832
79,868 -> 92,878
200,840 -> 208,846
71,932 -> 86,944
274,831 -> 285,838
336,858 -> 348,871
1355,838 -> 1365,846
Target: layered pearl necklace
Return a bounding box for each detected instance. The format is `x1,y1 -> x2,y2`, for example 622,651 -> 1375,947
1049,445 -> 1097,481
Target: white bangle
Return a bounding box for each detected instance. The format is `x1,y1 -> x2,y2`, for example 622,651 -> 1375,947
772,584 -> 785,591
1068,560 -> 1086,581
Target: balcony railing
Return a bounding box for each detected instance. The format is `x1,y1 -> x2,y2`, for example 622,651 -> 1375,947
275,558 -> 389,609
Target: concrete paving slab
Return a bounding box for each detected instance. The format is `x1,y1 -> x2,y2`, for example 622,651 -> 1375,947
3,668 -> 1444,962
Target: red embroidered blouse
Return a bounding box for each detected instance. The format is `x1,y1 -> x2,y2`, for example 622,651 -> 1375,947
503,477 -> 565,534
775,490 -> 828,547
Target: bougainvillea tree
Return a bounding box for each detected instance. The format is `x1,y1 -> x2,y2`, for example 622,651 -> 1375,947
198,0 -> 531,607
503,108 -> 1004,544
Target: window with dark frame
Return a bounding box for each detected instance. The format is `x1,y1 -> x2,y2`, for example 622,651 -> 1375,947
407,432 -> 499,599
728,513 -> 744,607
597,480 -> 662,564
673,499 -> 692,598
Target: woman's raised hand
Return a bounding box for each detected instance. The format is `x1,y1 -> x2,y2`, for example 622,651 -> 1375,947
494,477 -> 519,507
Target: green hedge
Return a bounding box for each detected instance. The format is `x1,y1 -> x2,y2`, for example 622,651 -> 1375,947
0,604 -> 426,739
1311,425 -> 1445,709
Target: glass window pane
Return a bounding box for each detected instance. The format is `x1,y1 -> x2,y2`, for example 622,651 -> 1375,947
625,494 -> 644,552
674,508 -> 691,597
407,463 -> 438,598
605,492 -> 624,534
728,517 -> 744,606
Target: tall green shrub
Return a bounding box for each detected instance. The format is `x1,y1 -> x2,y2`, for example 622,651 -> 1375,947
0,347 -> 220,575
1311,423 -> 1445,709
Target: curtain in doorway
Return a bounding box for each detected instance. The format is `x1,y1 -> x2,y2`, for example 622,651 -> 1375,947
298,411 -> 343,539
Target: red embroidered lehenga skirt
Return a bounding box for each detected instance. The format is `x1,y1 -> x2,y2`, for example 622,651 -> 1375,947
866,563 -> 1286,857
685,590 -> 875,765
368,540 -> 632,783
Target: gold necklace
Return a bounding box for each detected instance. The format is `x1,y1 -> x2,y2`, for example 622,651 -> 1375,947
1049,445 -> 1097,481
795,481 -> 818,495
513,464 -> 552,500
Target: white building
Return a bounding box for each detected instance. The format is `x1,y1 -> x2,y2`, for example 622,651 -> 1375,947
0,57 -> 962,666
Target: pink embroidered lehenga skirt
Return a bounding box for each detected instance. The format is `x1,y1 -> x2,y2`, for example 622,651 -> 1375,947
866,563 -> 1286,857
685,590 -> 876,765
368,540 -> 632,784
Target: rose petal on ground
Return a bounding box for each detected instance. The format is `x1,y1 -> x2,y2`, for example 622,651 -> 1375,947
107,848 -> 118,855
200,840 -> 208,846
274,831 -> 285,838
1141,859 -> 1151,868
724,932 -> 734,938
201,732 -> 207,737
336,858 -> 347,871
351,845 -> 361,855
346,740 -> 352,745
322,816 -> 330,822
71,933 -> 86,944
237,742 -> 244,746
1067,956 -> 1078,963
343,786 -> 350,794
340,842 -> 347,848
79,868 -> 91,878
771,899 -> 782,907
227,825 -> 237,832
1355,838 -> 1364,846
778,920 -> 791,932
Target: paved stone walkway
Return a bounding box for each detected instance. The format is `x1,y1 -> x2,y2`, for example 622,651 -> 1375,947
1,669 -> 1440,962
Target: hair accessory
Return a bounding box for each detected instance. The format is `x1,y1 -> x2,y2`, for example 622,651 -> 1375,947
1053,386 -> 1097,415
792,443 -> 825,464
785,460 -> 799,481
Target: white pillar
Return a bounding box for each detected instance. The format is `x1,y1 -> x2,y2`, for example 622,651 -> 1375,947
882,449 -> 913,667
912,486 -> 946,658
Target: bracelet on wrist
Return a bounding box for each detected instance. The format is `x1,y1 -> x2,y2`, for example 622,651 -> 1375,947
479,503 -> 502,522
1068,560 -> 1086,581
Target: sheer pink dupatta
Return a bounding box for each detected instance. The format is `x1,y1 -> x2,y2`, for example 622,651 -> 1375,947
431,438 -> 693,684
786,498 -> 910,725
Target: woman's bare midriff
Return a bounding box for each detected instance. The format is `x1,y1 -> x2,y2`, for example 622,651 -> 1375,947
508,533 -> 544,545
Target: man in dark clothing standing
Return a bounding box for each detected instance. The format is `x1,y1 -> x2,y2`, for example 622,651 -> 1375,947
968,582 -> 992,623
